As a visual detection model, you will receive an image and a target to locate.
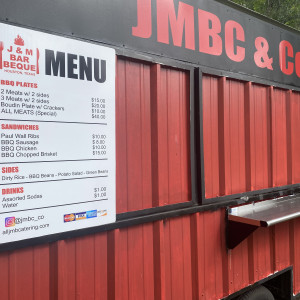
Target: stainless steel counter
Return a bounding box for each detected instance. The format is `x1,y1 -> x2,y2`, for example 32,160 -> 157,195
227,195 -> 300,249
228,196 -> 300,227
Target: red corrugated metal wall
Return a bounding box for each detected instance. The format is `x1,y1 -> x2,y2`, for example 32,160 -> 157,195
116,59 -> 191,212
202,74 -> 300,297
0,57 -> 299,300
203,76 -> 300,198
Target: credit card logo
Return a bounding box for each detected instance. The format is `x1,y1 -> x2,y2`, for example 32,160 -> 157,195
86,210 -> 97,218
64,214 -> 76,222
75,212 -> 86,220
99,210 -> 107,217
5,217 -> 15,227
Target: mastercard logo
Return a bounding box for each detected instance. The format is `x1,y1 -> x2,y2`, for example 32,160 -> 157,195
64,214 -> 76,222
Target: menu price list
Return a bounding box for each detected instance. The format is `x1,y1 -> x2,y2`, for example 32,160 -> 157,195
0,23 -> 116,245
0,120 -> 110,162
1,88 -> 58,118
0,118 -> 116,244
1,177 -> 111,212
0,118 -> 115,238
0,117 -> 115,245
1,160 -> 110,184
1,87 -> 109,123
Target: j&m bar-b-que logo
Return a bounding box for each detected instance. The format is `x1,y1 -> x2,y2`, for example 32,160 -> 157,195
0,35 -> 40,76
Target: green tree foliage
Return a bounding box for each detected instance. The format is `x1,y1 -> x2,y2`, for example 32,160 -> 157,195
230,0 -> 300,30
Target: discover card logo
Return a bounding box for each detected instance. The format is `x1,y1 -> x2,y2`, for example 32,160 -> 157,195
64,210 -> 107,223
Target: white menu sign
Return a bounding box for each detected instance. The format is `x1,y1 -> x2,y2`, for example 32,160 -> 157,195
0,23 -> 116,244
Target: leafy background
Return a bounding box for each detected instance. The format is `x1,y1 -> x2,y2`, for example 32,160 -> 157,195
229,0 -> 300,30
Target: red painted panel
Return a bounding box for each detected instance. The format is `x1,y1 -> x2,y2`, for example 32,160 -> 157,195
57,240 -> 76,300
0,251 -> 9,300
292,218 -> 300,295
9,248 -> 34,300
152,64 -> 169,207
165,69 -> 183,205
228,239 -> 249,295
203,76 -> 298,198
116,59 -> 190,211
128,225 -> 155,300
168,217 -> 192,300
273,222 -> 290,271
290,91 -> 300,183
108,225 -> 155,300
223,79 -> 246,195
128,226 -> 146,299
179,73 -> 191,205
141,224 -> 155,300
153,217 -> 194,300
116,59 -> 152,213
153,221 -> 167,300
158,67 -> 191,205
248,228 -> 273,283
75,236 -> 97,300
271,88 -> 288,187
112,228 -> 129,300
204,211 -> 224,299
181,217 -> 193,300
94,232 -> 108,300
202,75 -> 220,198
33,245 -> 50,300
125,63 -> 152,212
191,211 -> 224,299
249,84 -> 271,190
55,233 -> 108,300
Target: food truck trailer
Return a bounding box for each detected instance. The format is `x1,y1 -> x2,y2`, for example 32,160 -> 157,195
0,0 -> 300,299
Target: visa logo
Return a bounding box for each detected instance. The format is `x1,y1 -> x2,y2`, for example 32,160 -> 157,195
76,212 -> 86,220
